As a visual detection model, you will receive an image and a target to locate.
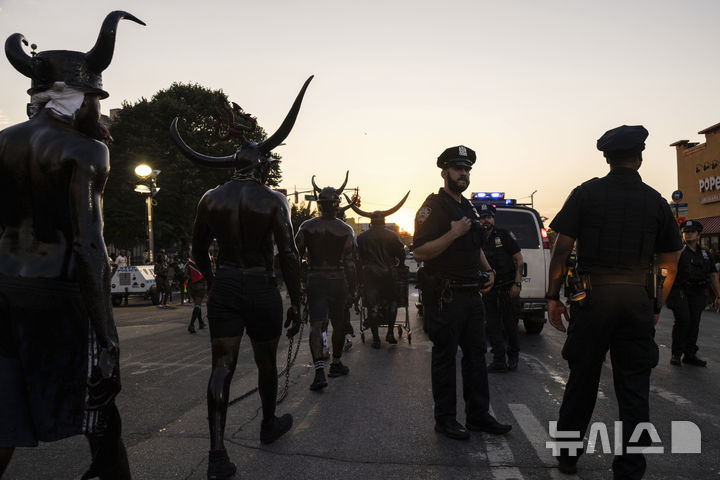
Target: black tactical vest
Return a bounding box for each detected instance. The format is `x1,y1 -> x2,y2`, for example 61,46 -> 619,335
576,171 -> 660,272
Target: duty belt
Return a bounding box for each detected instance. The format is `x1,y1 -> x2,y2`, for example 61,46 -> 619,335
588,272 -> 646,286
447,281 -> 484,290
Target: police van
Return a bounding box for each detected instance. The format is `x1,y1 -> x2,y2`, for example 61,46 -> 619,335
471,193 -> 551,334
110,265 -> 159,306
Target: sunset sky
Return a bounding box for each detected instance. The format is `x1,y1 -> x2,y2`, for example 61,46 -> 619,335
2,0 -> 719,234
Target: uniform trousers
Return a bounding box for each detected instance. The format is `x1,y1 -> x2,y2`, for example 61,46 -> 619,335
483,287 -> 520,363
425,289 -> 490,421
667,288 -> 706,357
557,284 -> 657,480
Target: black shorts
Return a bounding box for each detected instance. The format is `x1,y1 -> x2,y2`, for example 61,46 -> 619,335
0,275 -> 101,447
307,275 -> 347,325
206,268 -> 282,341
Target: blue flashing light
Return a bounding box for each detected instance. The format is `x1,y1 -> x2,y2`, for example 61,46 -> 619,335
472,192 -> 505,200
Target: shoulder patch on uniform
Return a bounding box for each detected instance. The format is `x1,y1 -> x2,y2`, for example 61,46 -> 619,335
416,206 -> 432,224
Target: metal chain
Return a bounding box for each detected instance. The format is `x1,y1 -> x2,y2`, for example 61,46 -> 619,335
229,301 -> 308,407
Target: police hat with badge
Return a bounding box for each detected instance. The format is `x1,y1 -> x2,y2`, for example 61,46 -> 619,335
680,220 -> 703,233
596,125 -> 648,159
477,204 -> 496,218
437,145 -> 476,169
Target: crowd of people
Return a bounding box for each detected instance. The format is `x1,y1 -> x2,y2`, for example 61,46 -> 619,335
2,10 -> 718,480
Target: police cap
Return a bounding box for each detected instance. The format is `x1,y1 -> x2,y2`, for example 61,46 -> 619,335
477,203 -> 496,217
681,220 -> 703,233
437,145 -> 476,169
596,125 -> 648,158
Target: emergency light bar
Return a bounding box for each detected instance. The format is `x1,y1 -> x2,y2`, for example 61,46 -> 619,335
472,192 -> 505,200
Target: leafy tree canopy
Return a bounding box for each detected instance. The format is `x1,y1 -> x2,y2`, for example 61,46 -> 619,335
104,82 -> 282,252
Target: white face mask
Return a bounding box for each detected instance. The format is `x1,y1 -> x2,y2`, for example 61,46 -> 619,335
30,82 -> 88,119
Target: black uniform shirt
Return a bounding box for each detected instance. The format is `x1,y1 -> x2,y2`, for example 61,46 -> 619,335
674,245 -> 717,291
413,188 -> 485,281
550,168 -> 682,272
482,227 -> 521,284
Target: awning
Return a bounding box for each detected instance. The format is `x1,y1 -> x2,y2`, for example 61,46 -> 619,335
692,215 -> 720,235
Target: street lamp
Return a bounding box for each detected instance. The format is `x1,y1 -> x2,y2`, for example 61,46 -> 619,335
134,164 -> 160,264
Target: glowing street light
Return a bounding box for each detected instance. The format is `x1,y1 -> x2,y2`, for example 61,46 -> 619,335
134,164 -> 161,263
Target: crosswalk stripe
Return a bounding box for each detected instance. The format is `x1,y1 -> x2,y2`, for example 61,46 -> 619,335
485,406 -> 525,479
508,403 -> 580,479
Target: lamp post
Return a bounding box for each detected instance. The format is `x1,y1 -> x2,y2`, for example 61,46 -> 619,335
134,164 -> 160,264
530,190 -> 537,209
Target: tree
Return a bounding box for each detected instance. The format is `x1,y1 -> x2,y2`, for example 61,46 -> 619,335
104,83 -> 282,253
291,202 -> 317,232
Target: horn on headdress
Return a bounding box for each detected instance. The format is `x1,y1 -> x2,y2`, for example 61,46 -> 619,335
258,75 -> 313,153
336,170 -> 349,194
340,194 -> 359,212
311,175 -> 321,199
344,194 -> 374,218
85,11 -> 146,73
380,191 -> 410,217
170,118 -> 236,168
4,33 -> 33,78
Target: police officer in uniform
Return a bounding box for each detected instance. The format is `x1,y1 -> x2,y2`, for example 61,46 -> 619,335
413,145 -> 512,440
546,125 -> 682,478
667,220 -> 720,367
477,204 -> 523,372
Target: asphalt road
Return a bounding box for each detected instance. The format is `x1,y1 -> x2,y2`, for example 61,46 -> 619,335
4,288 -> 720,479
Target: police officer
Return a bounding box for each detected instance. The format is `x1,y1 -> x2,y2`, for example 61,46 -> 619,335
667,220 -> 720,367
546,125 -> 682,478
413,145 -> 512,440
477,204 -> 523,372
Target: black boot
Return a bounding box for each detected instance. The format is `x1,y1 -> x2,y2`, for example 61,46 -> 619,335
310,369 -> 328,391
260,414 -> 293,444
207,449 -> 236,480
386,327 -> 398,344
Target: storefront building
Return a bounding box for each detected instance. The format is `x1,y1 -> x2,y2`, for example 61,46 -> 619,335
671,121 -> 720,255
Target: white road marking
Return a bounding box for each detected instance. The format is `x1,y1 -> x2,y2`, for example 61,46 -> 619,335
508,403 -> 580,480
485,407 -> 525,479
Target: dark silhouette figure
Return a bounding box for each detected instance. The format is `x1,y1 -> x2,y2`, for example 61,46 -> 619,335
171,77 -> 310,479
0,11 -> 144,480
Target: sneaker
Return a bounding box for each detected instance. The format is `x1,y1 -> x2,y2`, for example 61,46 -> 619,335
260,414 -> 293,444
507,355 -> 519,371
670,353 -> 682,366
466,413 -> 512,435
386,331 -> 398,344
328,361 -> 349,377
434,419 -> 470,440
682,355 -> 707,367
343,338 -> 353,352
207,450 -> 236,480
310,370 -> 328,391
488,361 -> 508,373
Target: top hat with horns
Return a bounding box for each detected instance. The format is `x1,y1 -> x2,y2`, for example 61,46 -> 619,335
345,191 -> 410,225
312,171 -> 350,207
5,11 -> 145,99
